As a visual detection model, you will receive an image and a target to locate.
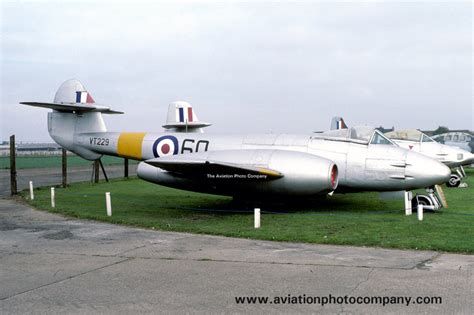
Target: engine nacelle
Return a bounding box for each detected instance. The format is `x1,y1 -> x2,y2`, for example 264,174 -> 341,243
258,150 -> 338,195
137,149 -> 338,197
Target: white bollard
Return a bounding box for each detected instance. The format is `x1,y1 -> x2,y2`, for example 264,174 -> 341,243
404,191 -> 412,215
50,187 -> 55,208
417,204 -> 423,221
106,192 -> 112,217
29,181 -> 34,200
254,208 -> 261,229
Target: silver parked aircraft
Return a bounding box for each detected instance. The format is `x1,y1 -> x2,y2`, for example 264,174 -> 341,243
330,117 -> 474,188
384,130 -> 474,168
385,130 -> 474,188
432,132 -> 474,153
21,80 -> 450,206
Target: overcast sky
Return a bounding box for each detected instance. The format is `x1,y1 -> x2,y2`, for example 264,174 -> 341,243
1,1 -> 472,142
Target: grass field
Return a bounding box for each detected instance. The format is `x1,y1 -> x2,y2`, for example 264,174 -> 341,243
1,155 -> 136,169
22,168 -> 474,253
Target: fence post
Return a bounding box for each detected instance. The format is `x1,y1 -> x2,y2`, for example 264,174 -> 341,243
106,192 -> 112,216
29,181 -> 34,200
62,148 -> 67,188
51,187 -> 55,208
124,158 -> 129,178
404,191 -> 412,215
417,204 -> 423,221
10,135 -> 17,195
94,160 -> 100,183
254,208 -> 261,229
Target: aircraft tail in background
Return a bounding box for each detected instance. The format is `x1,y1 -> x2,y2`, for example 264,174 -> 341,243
162,101 -> 211,133
330,116 -> 348,130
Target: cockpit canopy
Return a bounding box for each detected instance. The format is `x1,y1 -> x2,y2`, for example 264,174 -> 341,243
385,129 -> 434,143
315,126 -> 395,145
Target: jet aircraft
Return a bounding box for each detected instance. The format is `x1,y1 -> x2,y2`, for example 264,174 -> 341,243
432,132 -> 474,153
331,117 -> 474,188
385,130 -> 474,188
21,80 -> 451,207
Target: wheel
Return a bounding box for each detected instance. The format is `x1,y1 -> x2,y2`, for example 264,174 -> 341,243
446,174 -> 461,188
411,194 -> 433,209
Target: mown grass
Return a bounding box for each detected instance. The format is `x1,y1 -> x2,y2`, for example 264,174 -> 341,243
23,168 -> 474,253
1,155 -> 136,169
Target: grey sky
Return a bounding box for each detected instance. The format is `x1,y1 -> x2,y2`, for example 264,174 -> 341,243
1,1 -> 472,142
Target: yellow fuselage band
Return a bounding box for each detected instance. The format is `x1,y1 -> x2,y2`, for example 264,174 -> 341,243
117,132 -> 146,160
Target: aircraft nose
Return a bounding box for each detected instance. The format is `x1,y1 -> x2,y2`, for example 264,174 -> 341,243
406,151 -> 451,188
465,152 -> 474,164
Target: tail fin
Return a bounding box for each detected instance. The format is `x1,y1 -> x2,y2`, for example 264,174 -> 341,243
21,79 -> 123,114
20,79 -> 121,160
162,101 -> 211,133
330,116 -> 348,130
54,79 -> 95,104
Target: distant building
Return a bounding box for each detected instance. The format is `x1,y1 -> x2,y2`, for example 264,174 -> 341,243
0,144 -> 10,156
0,142 -> 63,156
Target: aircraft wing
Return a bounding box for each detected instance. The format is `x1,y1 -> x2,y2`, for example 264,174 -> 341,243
145,156 -> 283,179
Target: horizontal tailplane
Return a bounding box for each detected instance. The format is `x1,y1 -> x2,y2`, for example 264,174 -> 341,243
20,79 -> 123,114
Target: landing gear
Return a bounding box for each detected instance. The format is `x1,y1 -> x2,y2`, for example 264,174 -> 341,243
412,195 -> 432,207
458,165 -> 466,177
446,165 -> 468,188
411,187 -> 443,212
446,174 -> 461,188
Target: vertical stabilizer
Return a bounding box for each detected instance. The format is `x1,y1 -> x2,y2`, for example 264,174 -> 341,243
330,116 -> 348,130
54,79 -> 95,104
163,101 -> 211,133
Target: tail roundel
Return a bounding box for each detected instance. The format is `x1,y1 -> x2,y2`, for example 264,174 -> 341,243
163,101 -> 211,133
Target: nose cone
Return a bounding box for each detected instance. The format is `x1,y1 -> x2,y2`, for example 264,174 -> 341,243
405,151 -> 451,189
447,148 -> 474,167
462,152 -> 474,165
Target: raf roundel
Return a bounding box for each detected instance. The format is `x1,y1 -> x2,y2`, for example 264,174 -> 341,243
152,135 -> 179,158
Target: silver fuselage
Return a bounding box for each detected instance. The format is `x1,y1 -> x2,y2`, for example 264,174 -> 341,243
74,131 -> 450,193
23,80 -> 452,198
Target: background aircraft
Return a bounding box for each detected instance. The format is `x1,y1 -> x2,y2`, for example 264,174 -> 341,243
385,130 -> 474,188
21,80 -> 450,208
432,132 -> 474,153
331,117 -> 474,188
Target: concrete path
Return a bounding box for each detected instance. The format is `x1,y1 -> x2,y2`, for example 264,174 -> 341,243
0,198 -> 472,314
